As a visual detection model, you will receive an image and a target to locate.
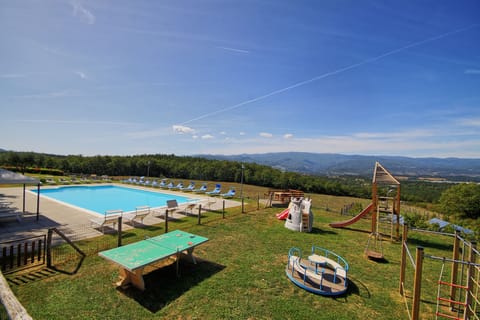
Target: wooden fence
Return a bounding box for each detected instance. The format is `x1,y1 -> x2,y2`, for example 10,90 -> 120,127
0,235 -> 46,274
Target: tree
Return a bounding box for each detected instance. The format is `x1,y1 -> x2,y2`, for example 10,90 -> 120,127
439,183 -> 480,219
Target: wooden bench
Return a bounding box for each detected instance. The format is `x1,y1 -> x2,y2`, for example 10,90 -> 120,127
90,210 -> 122,233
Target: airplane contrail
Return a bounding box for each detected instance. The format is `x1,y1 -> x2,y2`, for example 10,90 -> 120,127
180,24 -> 478,126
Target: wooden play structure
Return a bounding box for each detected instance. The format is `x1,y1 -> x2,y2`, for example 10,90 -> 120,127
330,161 -> 402,260
399,226 -> 480,320
265,189 -> 304,207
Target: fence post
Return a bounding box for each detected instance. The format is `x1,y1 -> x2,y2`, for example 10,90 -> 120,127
464,241 -> 477,320
412,246 -> 424,320
197,205 -> 201,225
450,231 -> 460,310
117,216 -> 122,247
399,224 -> 407,295
257,194 -> 260,210
242,198 -> 245,213
165,209 -> 169,233
46,229 -> 53,268
222,200 -> 225,218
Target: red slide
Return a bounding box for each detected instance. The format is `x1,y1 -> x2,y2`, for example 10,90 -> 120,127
329,203 -> 374,228
276,208 -> 289,220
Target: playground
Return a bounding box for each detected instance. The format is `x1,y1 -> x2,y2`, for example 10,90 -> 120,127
2,166 -> 479,319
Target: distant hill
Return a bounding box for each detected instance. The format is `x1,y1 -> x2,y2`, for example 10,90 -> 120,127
199,152 -> 480,181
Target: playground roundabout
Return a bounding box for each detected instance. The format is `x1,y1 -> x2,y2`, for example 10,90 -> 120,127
286,246 -> 349,296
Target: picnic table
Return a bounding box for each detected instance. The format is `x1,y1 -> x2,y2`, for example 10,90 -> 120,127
99,229 -> 208,290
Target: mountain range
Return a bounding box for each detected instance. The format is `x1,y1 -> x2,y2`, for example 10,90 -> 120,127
199,152 -> 480,181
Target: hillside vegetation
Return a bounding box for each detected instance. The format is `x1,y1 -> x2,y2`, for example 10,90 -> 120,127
0,151 -> 453,204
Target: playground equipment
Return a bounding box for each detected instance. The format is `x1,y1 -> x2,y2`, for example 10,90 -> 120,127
286,246 -> 349,296
265,189 -> 304,207
399,226 -> 480,320
284,197 -> 313,232
330,162 -> 402,259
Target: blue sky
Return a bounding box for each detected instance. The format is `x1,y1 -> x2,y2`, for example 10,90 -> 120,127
1,1 -> 479,158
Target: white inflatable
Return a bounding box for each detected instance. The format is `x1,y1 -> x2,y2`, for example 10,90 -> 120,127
284,197 -> 313,232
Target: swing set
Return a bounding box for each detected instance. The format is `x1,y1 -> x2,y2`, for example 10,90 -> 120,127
399,225 -> 480,319
365,162 -> 402,260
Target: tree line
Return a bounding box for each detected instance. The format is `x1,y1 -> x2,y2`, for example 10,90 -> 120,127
0,151 -> 453,203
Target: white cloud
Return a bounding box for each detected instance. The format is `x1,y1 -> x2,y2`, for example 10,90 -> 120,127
217,47 -> 250,54
192,135 -> 199,139
201,134 -> 214,139
284,133 -> 293,139
0,73 -> 25,79
75,71 -> 87,79
173,125 -> 195,134
457,118 -> 480,127
220,131 -> 227,135
71,0 -> 95,24
464,69 -> 480,75
353,129 -> 435,139
239,132 -> 246,136
259,132 -> 273,138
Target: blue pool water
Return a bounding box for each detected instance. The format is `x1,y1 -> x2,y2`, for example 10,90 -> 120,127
32,185 -> 195,215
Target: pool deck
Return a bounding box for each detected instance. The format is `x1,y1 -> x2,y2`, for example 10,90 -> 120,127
0,184 -> 241,242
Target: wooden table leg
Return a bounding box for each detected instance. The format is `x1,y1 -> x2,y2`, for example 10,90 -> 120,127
117,268 -> 145,291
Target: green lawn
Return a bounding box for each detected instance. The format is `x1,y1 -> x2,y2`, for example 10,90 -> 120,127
7,193 -> 456,319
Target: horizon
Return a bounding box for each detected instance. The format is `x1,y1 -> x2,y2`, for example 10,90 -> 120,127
1,1 -> 479,158
3,148 -> 480,161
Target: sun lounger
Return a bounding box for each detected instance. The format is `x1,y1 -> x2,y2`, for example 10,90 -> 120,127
90,210 -> 123,233
221,187 -> 236,198
0,208 -> 22,222
180,182 -> 195,192
170,182 -> 184,190
206,184 -> 222,195
193,184 -> 207,193
122,206 -> 150,226
158,179 -> 167,188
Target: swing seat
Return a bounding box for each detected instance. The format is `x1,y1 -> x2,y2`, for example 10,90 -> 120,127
365,250 -> 384,260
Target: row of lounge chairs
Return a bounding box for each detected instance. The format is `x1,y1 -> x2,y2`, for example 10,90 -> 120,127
90,199 -> 217,233
123,178 -> 236,198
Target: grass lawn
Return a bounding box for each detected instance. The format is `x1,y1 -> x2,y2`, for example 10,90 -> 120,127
7,192 -> 456,319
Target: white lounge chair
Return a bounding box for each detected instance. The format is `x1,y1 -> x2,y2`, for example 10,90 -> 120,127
180,182 -> 195,192
221,187 -> 236,198
90,210 -> 122,233
193,184 -> 207,193
206,184 -> 222,195
0,207 -> 22,222
123,206 -> 150,226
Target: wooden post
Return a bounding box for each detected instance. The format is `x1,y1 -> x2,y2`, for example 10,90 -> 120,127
165,209 -> 169,233
22,184 -> 26,213
36,183 -> 40,221
0,271 -> 33,320
197,205 -> 201,225
412,247 -> 424,320
257,194 -> 260,210
395,186 -> 401,240
117,216 -> 122,247
46,229 -> 53,268
242,198 -> 245,213
222,200 -> 225,218
464,242 -> 477,320
399,224 -> 408,295
450,231 -> 460,310
371,183 -> 378,234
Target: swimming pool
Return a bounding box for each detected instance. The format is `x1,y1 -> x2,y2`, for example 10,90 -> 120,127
32,185 -> 195,215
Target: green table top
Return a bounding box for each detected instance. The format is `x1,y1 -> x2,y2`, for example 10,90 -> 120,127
99,230 -> 208,271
